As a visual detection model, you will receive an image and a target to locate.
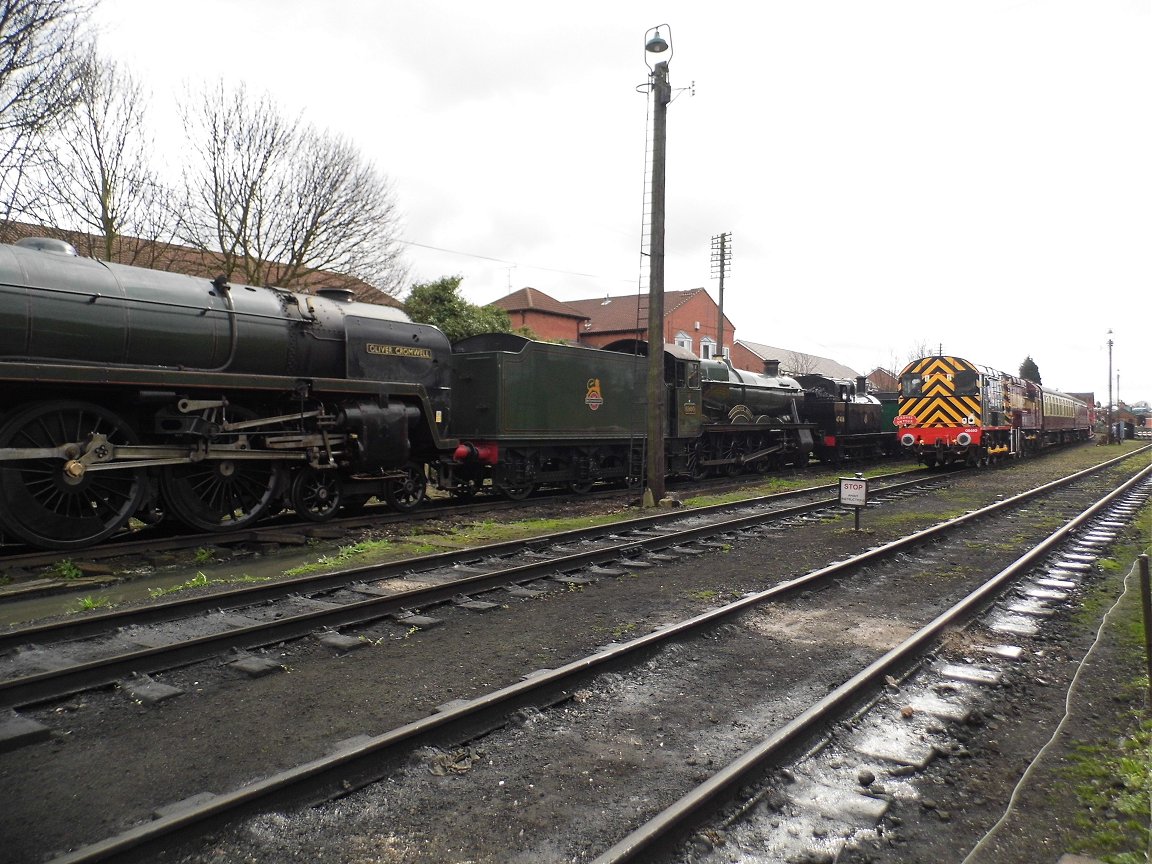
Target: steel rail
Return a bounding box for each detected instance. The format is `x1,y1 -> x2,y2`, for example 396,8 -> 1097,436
0,471 -> 926,651
0,476 -> 936,708
590,465 -> 1152,863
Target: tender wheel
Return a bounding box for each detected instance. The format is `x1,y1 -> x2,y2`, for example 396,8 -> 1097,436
384,462 -> 427,512
0,401 -> 145,550
450,472 -> 481,500
498,481 -> 536,501
160,460 -> 283,532
290,469 -> 342,522
568,478 -> 595,495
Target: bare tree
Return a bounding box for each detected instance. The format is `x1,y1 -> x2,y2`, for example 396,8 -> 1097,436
13,52 -> 178,264
905,340 -> 933,363
179,81 -> 408,298
784,350 -> 819,376
0,0 -> 90,221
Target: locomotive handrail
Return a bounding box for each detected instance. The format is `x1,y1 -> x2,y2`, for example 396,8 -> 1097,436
1,278 -> 313,324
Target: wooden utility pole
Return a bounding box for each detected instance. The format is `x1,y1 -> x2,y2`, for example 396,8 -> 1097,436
644,59 -> 670,505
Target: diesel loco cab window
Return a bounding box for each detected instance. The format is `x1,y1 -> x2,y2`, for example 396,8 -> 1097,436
954,369 -> 978,395
902,374 -> 925,396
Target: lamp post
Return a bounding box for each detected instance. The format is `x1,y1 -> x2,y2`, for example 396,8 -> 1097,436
1107,329 -> 1113,444
644,25 -> 671,505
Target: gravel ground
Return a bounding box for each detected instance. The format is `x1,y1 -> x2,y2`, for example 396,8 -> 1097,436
2,443 -> 1149,864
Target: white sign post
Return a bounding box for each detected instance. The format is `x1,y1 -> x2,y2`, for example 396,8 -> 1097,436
839,473 -> 868,531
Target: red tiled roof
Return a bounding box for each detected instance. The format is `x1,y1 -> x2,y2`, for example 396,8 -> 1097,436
564,289 -> 704,334
490,287 -> 588,319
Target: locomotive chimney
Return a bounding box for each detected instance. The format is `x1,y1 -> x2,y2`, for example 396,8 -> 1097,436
763,359 -> 780,376
856,376 -> 867,395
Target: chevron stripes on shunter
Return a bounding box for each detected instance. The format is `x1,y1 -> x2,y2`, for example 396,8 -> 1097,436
898,356 -> 982,427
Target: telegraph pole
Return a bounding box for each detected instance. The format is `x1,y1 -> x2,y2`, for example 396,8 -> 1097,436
711,232 -> 731,361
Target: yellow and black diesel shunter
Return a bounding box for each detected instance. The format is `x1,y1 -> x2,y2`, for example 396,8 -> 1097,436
896,354 -> 1091,468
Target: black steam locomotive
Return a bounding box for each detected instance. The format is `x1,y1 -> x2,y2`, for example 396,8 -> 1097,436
0,238 -> 454,550
0,240 -> 897,551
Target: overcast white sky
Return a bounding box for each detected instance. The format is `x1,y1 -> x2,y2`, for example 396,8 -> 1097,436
93,0 -> 1149,404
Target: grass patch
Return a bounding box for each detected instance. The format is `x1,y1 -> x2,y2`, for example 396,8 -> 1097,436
52,559 -> 83,580
866,510 -> 961,529
149,572 -> 271,598
1062,497 -> 1152,862
73,595 -> 112,612
1065,716 -> 1151,863
612,621 -> 638,639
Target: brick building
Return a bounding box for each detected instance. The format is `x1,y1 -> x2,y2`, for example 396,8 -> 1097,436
489,287 -> 735,358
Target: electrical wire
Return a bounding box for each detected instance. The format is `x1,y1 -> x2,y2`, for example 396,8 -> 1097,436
400,239 -> 632,283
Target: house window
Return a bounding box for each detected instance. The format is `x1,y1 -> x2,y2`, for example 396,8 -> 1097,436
699,337 -> 716,359
675,331 -> 693,353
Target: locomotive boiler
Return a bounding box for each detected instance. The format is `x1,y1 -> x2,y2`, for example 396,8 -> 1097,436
692,357 -> 814,472
0,238 -> 455,550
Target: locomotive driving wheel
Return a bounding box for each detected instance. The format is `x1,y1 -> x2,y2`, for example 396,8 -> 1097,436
384,462 -> 427,512
161,459 -> 283,532
0,400 -> 146,550
290,468 -> 342,522
159,407 -> 282,532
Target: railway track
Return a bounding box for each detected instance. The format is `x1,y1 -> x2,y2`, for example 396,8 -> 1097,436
0,472 -> 941,709
3,450 -> 1146,863
0,459 -> 916,575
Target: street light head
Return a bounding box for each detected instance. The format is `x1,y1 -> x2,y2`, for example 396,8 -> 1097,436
646,29 -> 669,54
644,24 -> 672,69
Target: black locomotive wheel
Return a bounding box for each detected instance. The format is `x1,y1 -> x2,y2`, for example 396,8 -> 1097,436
498,481 -> 536,501
290,468 -> 342,522
0,401 -> 146,550
450,476 -> 480,500
568,479 -> 595,494
686,447 -> 709,480
160,460 -> 283,532
384,463 -> 427,512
